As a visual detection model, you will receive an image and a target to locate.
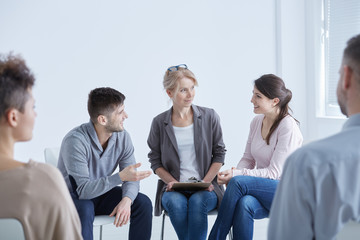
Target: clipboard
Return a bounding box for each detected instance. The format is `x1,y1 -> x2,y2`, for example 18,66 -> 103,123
172,182 -> 211,191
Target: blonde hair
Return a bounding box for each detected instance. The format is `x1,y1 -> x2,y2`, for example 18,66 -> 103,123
163,66 -> 198,92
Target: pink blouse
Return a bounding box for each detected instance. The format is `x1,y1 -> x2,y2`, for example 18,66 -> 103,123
233,114 -> 303,180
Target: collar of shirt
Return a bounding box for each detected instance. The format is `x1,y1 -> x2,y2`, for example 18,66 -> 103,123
342,113 -> 360,130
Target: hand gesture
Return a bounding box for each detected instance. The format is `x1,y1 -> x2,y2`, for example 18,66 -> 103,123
119,163 -> 152,182
217,169 -> 233,186
109,197 -> 132,227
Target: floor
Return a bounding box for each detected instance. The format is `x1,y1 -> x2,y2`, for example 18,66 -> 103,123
95,215 -> 269,240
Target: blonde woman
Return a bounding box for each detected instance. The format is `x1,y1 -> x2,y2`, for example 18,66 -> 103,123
148,64 -> 226,240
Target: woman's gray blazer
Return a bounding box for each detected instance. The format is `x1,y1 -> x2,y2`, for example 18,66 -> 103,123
147,105 -> 226,216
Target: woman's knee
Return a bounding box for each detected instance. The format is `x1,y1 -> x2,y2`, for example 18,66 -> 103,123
229,175 -> 250,185
188,191 -> 216,212
162,192 -> 187,212
227,175 -> 256,194
237,195 -> 258,214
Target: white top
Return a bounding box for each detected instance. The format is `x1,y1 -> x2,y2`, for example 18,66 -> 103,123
173,124 -> 200,182
268,113 -> 360,240
234,115 -> 303,180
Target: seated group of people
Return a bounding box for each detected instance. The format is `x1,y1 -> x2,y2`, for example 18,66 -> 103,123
1,33 -> 360,240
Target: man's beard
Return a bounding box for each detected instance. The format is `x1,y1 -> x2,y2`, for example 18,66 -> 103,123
105,121 -> 124,133
337,87 -> 348,117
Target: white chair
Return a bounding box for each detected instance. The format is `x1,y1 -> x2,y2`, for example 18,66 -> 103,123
0,218 -> 25,240
337,221 -> 360,240
160,209 -> 233,240
44,147 -> 115,240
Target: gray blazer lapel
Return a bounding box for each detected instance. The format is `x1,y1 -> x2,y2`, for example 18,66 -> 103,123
192,105 -> 204,174
163,108 -> 179,157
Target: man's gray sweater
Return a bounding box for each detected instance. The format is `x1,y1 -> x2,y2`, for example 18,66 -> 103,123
58,121 -> 139,201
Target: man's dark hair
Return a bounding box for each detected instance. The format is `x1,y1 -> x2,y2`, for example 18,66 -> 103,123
344,34 -> 360,75
87,87 -> 125,124
0,53 -> 35,119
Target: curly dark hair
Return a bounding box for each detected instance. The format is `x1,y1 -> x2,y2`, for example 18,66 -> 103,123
0,53 -> 35,119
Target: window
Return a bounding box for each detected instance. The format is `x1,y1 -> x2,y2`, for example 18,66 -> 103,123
322,0 -> 360,117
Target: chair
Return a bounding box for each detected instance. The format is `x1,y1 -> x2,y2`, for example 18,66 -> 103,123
160,209 -> 233,240
0,218 -> 25,240
337,221 -> 360,240
44,147 -> 115,240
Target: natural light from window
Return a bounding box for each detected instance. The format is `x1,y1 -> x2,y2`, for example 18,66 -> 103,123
321,0 -> 360,118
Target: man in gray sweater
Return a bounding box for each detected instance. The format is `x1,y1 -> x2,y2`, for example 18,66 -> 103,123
58,87 -> 152,240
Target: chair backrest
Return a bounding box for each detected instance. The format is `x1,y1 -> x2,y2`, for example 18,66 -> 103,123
337,221 -> 360,239
44,147 -> 60,167
0,218 -> 25,240
44,147 -> 117,234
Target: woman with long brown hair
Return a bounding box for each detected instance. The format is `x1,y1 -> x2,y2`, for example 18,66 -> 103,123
209,74 -> 303,240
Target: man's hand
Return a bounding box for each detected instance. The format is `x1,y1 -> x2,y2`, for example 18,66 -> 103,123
119,163 -> 152,182
217,169 -> 233,185
109,197 -> 132,227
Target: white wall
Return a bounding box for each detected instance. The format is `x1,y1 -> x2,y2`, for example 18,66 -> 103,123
0,0 -> 309,205
277,0 -> 307,140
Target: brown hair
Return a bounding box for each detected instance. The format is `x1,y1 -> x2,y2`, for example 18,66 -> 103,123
0,53 -> 35,119
255,74 -> 299,145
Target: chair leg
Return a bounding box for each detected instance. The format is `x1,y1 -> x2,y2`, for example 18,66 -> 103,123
228,227 -> 233,240
99,225 -> 103,240
160,213 -> 165,240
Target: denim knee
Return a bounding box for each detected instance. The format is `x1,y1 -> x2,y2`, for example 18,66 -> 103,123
188,195 -> 205,209
162,192 -> 187,212
237,195 -> 255,214
228,175 -> 255,195
188,193 -> 209,210
228,175 -> 243,189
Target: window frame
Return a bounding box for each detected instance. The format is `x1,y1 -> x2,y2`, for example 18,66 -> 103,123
320,0 -> 360,118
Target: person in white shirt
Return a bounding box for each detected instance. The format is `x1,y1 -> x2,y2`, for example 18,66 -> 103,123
147,64 -> 226,240
268,34 -> 360,240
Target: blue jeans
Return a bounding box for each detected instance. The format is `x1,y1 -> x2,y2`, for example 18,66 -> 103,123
208,176 -> 279,240
71,187 -> 153,240
162,190 -> 217,240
